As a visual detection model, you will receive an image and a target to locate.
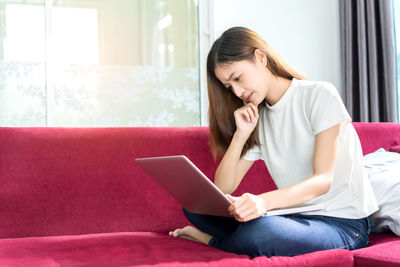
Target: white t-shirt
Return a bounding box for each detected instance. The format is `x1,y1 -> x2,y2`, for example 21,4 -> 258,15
243,78 -> 378,219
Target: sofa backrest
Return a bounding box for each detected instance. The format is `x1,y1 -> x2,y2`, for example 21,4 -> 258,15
0,123 -> 399,239
353,122 -> 400,154
0,127 -> 274,238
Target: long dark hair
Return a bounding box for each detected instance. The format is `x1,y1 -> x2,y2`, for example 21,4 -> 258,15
207,27 -> 305,160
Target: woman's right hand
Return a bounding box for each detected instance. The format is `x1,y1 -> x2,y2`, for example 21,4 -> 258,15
214,102 -> 259,194
234,103 -> 259,140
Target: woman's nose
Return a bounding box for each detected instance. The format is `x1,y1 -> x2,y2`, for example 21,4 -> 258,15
232,85 -> 244,97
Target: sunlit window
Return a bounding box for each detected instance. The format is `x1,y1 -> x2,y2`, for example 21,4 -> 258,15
4,4 -> 45,62
51,7 -> 99,64
0,0 -> 199,127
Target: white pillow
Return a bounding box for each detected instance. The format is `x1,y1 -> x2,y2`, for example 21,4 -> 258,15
364,148 -> 400,236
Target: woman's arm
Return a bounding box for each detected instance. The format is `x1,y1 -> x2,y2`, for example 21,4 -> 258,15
214,103 -> 259,194
214,133 -> 254,194
228,123 -> 341,222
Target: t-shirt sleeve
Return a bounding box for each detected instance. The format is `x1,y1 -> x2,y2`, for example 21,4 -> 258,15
242,145 -> 262,161
308,82 -> 352,135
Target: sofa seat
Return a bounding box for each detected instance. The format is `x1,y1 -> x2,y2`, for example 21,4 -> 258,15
352,233 -> 400,267
0,231 -> 354,267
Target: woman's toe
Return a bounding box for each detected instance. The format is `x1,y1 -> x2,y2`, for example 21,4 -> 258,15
173,229 -> 181,237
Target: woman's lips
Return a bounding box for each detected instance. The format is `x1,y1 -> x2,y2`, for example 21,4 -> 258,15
246,92 -> 253,101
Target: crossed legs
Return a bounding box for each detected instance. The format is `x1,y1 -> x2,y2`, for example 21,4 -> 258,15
170,208 -> 370,257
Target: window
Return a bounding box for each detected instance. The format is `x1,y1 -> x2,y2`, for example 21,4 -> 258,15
0,0 -> 200,126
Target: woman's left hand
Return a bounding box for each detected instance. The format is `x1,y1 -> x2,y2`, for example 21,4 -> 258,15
226,193 -> 267,222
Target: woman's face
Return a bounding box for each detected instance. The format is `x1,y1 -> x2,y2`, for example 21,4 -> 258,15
214,51 -> 269,105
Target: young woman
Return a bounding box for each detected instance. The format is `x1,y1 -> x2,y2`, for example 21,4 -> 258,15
169,27 -> 379,257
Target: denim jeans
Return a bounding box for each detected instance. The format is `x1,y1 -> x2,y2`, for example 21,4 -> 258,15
183,208 -> 370,257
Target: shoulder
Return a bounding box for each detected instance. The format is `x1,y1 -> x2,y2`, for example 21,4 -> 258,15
295,79 -> 339,97
293,80 -> 342,108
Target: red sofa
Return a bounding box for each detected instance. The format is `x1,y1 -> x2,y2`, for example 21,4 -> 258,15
0,123 -> 399,267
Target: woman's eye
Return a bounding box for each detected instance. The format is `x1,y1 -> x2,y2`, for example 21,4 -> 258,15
234,75 -> 241,81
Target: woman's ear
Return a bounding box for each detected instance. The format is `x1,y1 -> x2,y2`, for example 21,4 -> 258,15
254,49 -> 267,67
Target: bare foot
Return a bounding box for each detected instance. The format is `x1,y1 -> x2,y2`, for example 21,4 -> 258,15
169,226 -> 213,245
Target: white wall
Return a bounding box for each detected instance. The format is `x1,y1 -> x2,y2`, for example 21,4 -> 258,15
212,0 -> 341,89
199,0 -> 342,125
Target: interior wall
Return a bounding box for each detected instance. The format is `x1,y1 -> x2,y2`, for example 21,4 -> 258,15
212,0 -> 342,91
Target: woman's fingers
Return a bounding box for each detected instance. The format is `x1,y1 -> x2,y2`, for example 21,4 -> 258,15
243,109 -> 253,122
248,109 -> 255,122
243,102 -> 258,112
233,103 -> 260,138
242,110 -> 251,122
232,203 -> 252,218
239,212 -> 258,222
229,194 -> 250,215
235,206 -> 261,222
246,104 -> 258,121
229,193 -> 265,222
249,103 -> 259,118
237,105 -> 258,122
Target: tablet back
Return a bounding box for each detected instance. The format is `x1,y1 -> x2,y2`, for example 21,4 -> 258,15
135,155 -> 232,217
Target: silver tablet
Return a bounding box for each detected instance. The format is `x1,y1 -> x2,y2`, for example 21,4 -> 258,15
135,155 -> 233,217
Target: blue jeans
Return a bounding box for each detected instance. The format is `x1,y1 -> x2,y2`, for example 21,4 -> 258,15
183,208 -> 370,257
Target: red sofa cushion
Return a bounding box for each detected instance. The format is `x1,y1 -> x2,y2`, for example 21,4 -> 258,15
0,127 -> 275,238
352,233 -> 400,267
353,122 -> 400,155
351,123 -> 400,266
0,232 -> 353,267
